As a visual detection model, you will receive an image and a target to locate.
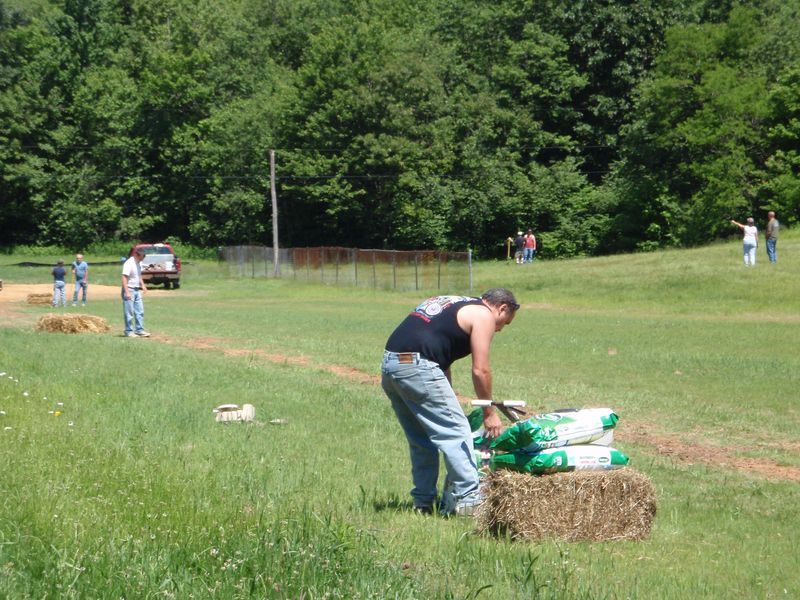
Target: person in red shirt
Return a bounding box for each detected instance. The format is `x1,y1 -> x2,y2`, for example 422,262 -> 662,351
523,229 -> 537,263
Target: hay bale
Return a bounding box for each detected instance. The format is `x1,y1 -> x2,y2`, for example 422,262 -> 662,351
27,293 -> 52,305
35,314 -> 112,334
475,468 -> 656,542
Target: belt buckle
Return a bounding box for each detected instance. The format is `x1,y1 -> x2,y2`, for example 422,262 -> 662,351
398,352 -> 415,364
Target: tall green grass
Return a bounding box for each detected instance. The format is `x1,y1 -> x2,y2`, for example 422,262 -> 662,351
1,233 -> 799,598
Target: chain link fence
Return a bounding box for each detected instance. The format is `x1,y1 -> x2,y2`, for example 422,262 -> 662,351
220,246 -> 472,291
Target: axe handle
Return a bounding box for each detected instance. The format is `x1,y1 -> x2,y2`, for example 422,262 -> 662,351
496,404 -> 529,422
471,400 -> 529,422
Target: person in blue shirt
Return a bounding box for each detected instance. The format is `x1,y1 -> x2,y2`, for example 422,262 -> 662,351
52,259 -> 67,307
71,253 -> 89,306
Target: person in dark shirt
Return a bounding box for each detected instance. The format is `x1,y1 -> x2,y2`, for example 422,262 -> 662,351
381,288 -> 519,516
765,211 -> 779,263
51,259 -> 67,307
513,231 -> 525,264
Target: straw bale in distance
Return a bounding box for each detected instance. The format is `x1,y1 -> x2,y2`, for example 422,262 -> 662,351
36,314 -> 112,334
27,293 -> 52,305
476,468 -> 656,542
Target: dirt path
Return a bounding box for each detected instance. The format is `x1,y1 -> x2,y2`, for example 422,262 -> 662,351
0,283 -> 174,330
3,284 -> 798,482
162,335 -> 800,483
0,283 -> 171,310
0,283 -> 176,304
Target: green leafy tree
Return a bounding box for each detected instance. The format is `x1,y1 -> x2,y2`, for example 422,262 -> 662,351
762,67 -> 800,226
616,7 -> 773,247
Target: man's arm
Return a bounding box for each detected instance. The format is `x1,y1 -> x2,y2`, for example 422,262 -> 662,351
122,273 -> 131,300
465,307 -> 503,438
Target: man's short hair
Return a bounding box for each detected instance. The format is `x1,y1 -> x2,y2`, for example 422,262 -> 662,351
481,288 -> 519,311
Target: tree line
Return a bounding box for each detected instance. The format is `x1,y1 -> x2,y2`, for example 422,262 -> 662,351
1,0 -> 798,257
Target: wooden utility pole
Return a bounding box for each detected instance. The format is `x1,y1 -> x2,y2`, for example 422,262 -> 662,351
270,149 -> 280,276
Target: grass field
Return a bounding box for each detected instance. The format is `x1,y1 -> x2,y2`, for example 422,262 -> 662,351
1,234 -> 799,598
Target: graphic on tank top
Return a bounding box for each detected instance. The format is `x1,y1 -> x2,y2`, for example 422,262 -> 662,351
411,296 -> 475,323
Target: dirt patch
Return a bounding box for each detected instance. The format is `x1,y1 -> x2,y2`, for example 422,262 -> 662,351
0,283 -> 123,304
616,425 -> 800,482
164,335 -> 378,384
0,283 -> 174,304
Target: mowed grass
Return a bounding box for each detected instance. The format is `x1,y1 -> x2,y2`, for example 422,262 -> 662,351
1,233 -> 799,598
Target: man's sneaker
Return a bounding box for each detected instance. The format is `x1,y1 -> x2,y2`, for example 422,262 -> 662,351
72,302 -> 77,307
454,495 -> 484,517
412,505 -> 433,515
135,331 -> 151,338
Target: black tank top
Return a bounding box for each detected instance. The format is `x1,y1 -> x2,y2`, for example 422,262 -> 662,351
385,296 -> 486,371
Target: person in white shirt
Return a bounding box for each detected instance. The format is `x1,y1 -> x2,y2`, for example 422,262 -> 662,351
731,217 -> 758,266
121,248 -> 150,337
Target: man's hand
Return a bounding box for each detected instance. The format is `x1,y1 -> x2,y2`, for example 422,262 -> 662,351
482,410 -> 503,439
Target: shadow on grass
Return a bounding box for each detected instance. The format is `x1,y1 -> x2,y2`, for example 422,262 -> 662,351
372,496 -> 416,513
365,489 -> 444,516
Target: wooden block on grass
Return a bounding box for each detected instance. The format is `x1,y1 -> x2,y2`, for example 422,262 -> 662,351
35,314 -> 111,334
27,293 -> 52,305
475,468 -> 657,542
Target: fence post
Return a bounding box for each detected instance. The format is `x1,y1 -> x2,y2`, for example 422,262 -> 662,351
354,249 -> 359,287
437,251 -> 442,289
320,248 -> 325,284
372,251 -> 377,288
468,247 -> 473,291
392,252 -> 397,290
252,252 -> 255,278
414,253 -> 419,291
335,249 -> 340,284
270,149 -> 280,277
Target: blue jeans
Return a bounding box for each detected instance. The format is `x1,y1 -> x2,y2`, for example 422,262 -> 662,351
381,351 -> 479,508
743,243 -> 756,266
52,281 -> 66,306
766,238 -> 777,263
73,278 -> 88,303
122,288 -> 145,335
523,248 -> 535,263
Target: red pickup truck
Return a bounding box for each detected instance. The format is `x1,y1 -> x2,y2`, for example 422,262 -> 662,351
130,243 -> 181,289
